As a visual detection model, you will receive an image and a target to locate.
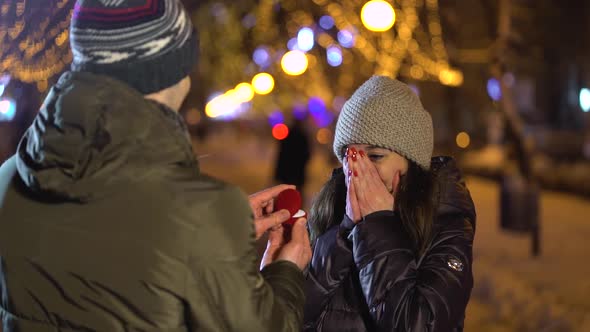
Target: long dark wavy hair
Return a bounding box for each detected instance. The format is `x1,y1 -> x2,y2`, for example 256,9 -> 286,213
308,161 -> 437,255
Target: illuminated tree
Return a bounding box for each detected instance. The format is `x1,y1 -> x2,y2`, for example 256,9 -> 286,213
0,0 -> 74,92
192,0 -> 463,125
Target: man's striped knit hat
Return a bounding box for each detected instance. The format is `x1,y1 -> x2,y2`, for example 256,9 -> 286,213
70,0 -> 198,94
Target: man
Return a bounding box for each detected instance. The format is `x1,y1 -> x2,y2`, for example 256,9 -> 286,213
273,118 -> 311,200
0,0 -> 311,331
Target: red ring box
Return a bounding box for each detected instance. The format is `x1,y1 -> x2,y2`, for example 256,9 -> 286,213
274,188 -> 306,230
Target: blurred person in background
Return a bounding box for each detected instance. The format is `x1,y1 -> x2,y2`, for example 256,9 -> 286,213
0,0 -> 311,331
303,76 -> 476,332
273,117 -> 311,200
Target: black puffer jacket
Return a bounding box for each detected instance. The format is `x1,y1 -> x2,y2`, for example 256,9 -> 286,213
304,157 -> 476,332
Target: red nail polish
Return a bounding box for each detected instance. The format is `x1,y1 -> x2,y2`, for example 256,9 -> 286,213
351,147 -> 357,153
352,154 -> 357,161
353,170 -> 358,177
359,150 -> 365,158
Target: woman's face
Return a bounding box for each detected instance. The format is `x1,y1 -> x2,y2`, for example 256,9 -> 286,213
343,144 -> 409,193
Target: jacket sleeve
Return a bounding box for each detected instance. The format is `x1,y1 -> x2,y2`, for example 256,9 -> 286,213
303,219 -> 355,327
349,210 -> 474,332
184,185 -> 305,332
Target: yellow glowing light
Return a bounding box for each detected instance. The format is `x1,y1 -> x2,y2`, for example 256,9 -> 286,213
205,96 -> 221,118
316,128 -> 332,145
361,0 -> 396,32
456,132 -> 470,149
398,26 -> 412,40
205,94 -> 240,118
234,83 -> 255,102
224,89 -> 240,103
281,50 -> 309,76
410,65 -> 424,79
251,73 -> 275,95
439,69 -> 464,87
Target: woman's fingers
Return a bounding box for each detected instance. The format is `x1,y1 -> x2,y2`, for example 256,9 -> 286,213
345,153 -> 361,222
351,147 -> 394,216
348,172 -> 361,222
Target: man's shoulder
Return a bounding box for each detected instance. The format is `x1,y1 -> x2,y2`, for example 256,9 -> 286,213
146,172 -> 251,218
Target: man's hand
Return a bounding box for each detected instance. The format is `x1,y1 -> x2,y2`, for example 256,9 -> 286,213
261,218 -> 312,271
249,184 -> 295,239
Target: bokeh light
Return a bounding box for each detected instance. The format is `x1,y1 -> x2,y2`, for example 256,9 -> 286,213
205,93 -> 239,119
361,0 -> 396,32
308,97 -> 335,127
252,73 -> 275,95
316,128 -> 332,145
456,132 -> 471,149
281,50 -> 309,76
253,47 -> 271,67
268,110 -> 285,127
327,46 -> 343,67
308,97 -> 326,115
0,98 -> 16,122
410,65 -> 425,79
234,82 -> 255,102
580,88 -> 590,112
297,27 -> 315,52
287,37 -> 300,51
487,78 -> 502,101
337,30 -> 355,48
293,104 -> 308,120
241,13 -> 256,29
319,15 -> 335,30
439,69 -> 464,86
272,123 -> 290,140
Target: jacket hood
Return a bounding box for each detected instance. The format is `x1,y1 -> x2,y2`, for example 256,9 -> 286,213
15,71 -> 197,202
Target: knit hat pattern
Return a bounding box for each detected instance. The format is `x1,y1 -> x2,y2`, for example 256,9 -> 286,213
333,76 -> 434,169
69,0 -> 198,94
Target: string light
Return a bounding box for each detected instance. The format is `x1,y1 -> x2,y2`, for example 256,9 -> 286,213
456,132 -> 471,149
252,73 -> 275,95
194,0 -> 463,120
1,0 -> 74,84
281,50 -> 309,76
361,0 -> 396,32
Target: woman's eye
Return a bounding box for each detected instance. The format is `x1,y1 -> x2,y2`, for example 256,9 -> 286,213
368,154 -> 383,161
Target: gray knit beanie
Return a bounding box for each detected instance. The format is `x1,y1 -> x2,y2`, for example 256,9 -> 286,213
333,76 -> 434,170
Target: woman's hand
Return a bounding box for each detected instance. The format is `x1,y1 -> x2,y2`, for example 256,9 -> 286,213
249,184 -> 294,239
344,149 -> 361,223
346,147 -> 400,222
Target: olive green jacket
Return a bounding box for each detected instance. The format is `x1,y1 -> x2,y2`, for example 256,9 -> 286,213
0,72 -> 304,332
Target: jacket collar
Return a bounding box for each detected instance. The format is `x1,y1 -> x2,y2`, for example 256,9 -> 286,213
16,71 -> 198,202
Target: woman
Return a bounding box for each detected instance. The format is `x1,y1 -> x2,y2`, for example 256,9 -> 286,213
304,76 -> 476,332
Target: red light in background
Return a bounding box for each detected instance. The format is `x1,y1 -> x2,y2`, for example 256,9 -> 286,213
272,123 -> 289,140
